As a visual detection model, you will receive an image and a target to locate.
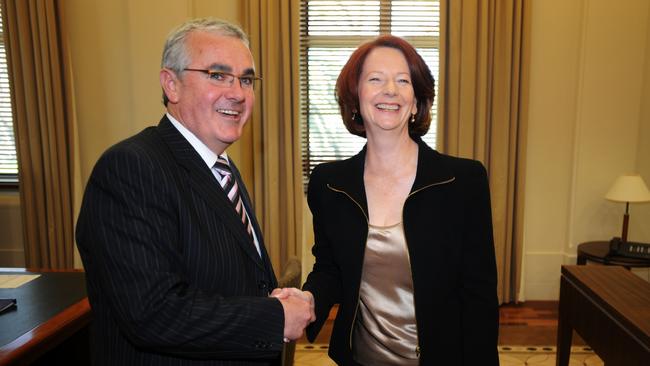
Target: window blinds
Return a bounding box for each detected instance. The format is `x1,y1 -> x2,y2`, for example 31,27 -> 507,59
299,0 -> 440,188
0,7 -> 17,178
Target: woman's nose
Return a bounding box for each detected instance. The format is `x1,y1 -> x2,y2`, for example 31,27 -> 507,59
383,80 -> 397,95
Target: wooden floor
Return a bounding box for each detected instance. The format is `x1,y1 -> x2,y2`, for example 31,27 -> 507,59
498,300 -> 581,345
299,301 -> 586,346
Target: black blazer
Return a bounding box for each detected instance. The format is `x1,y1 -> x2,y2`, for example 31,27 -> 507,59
303,138 -> 499,365
76,116 -> 284,365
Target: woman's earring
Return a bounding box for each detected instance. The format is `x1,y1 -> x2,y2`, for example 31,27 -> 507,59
410,113 -> 416,123
351,111 -> 358,123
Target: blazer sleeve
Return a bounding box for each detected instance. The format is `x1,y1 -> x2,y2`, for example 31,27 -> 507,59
302,165 -> 342,342
76,143 -> 284,359
460,161 -> 499,365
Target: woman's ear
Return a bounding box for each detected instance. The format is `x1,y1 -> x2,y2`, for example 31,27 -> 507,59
160,68 -> 180,104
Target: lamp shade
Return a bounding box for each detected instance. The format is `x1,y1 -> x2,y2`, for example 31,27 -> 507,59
605,174 -> 650,203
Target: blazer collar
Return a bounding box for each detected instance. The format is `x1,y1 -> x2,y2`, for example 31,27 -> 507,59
155,116 -> 267,269
411,137 -> 456,191
327,137 -> 456,211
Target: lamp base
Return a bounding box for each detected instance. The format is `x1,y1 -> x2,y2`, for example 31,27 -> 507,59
609,237 -> 650,259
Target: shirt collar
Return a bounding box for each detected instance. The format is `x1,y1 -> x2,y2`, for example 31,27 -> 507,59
166,112 -> 228,168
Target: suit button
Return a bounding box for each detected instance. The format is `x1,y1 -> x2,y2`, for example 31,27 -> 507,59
258,281 -> 268,290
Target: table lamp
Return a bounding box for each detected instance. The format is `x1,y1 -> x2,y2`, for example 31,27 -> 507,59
605,174 -> 650,242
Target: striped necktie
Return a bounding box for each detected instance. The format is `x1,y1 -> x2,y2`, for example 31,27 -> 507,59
213,156 -> 254,242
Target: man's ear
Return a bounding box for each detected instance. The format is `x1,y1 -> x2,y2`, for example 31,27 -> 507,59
160,68 -> 180,104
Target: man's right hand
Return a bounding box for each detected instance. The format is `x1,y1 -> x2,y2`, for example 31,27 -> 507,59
272,288 -> 315,341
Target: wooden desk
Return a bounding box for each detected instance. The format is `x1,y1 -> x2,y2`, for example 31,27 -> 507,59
577,241 -> 650,268
556,265 -> 650,366
0,269 -> 91,366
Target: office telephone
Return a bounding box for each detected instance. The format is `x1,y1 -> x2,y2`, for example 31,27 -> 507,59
609,237 -> 650,260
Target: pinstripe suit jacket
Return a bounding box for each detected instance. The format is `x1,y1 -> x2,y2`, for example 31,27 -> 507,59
76,116 -> 284,365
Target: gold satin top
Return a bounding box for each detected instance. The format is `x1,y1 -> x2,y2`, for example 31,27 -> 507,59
352,222 -> 419,365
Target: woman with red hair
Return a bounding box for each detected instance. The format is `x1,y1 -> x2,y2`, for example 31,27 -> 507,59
301,35 -> 499,365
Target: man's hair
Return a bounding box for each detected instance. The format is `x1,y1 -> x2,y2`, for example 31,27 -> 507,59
161,18 -> 250,106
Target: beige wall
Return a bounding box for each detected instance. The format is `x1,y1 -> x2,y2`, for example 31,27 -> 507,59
522,0 -> 650,299
633,2 -> 650,243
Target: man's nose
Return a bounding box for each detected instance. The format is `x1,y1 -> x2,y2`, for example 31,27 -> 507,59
225,79 -> 246,100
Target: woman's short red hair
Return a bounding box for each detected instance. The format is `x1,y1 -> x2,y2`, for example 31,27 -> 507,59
335,35 -> 435,137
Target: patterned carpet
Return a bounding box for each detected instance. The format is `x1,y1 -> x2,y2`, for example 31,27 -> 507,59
294,344 -> 604,366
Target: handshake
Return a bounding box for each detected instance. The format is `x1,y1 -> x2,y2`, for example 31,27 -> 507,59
270,288 -> 316,342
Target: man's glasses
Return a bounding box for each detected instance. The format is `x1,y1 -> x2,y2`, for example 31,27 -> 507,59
183,68 -> 262,90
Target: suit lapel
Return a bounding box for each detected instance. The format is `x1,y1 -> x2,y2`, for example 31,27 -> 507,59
327,146 -> 369,218
156,116 -> 265,269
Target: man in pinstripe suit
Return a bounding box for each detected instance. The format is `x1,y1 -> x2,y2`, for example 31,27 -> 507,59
76,18 -> 314,365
